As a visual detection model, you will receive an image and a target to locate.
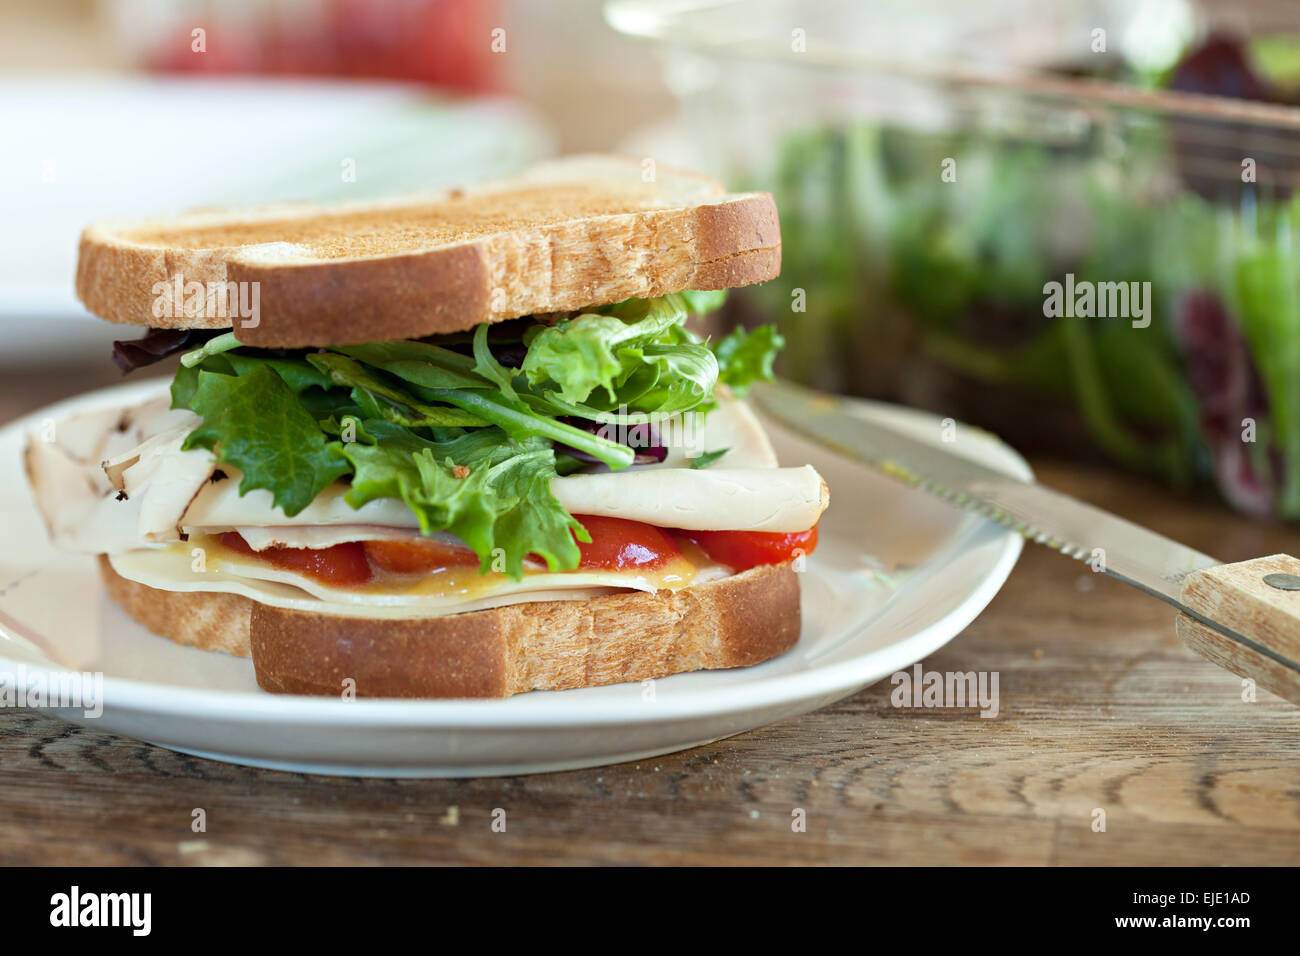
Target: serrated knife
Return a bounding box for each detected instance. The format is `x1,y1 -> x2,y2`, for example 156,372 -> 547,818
752,379 -> 1300,705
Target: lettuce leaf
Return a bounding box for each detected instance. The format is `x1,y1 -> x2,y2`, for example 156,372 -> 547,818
679,289 -> 728,316
162,291 -> 787,576
226,354 -> 335,393
306,352 -> 486,428
520,295 -> 705,406
180,365 -> 349,516
714,324 -> 785,396
633,339 -> 719,413
340,422 -> 586,576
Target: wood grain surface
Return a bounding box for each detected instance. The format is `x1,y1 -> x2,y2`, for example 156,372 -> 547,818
1,366 -> 1298,865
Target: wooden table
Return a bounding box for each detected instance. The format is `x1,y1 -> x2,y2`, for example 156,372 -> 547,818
1,365 -> 1298,866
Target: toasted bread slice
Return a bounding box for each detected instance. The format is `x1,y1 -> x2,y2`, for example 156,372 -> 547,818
98,557 -> 801,698
77,155 -> 781,348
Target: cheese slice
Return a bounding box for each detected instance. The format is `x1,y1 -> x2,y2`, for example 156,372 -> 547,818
110,534 -> 733,618
109,549 -> 627,618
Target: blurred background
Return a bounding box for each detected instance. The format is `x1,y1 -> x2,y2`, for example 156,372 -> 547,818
4,0 -> 1300,520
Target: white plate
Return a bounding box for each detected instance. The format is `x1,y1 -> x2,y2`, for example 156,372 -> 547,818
0,381 -> 1027,777
0,76 -> 552,360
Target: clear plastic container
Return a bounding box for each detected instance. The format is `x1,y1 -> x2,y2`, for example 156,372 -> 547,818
609,0 -> 1300,517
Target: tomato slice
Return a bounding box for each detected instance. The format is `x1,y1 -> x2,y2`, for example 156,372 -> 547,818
680,526 -> 818,571
572,515 -> 681,571
219,532 -> 373,587
363,538 -> 480,574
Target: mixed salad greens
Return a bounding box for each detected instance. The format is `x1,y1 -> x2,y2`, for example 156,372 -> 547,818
733,33 -> 1300,517
129,292 -> 782,579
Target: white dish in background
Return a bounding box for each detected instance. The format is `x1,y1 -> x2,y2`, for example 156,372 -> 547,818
0,382 -> 1026,777
0,76 -> 552,360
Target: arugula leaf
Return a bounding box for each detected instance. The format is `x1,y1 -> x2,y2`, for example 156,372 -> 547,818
180,365 -> 349,516
471,323 -> 526,407
690,448 -> 730,469
418,386 -> 636,469
344,343 -> 636,468
173,351 -> 333,407
225,354 -> 335,392
319,413 -> 375,444
335,341 -> 489,390
306,352 -> 486,428
336,339 -> 476,370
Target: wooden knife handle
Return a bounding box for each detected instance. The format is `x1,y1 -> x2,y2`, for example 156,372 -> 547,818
1179,554 -> 1300,705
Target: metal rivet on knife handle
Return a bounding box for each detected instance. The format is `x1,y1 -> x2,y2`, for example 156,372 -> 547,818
1263,573 -> 1300,591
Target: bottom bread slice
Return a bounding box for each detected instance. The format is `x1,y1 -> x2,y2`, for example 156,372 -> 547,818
97,556 -> 801,698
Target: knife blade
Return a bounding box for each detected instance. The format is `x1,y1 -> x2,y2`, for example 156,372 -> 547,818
752,379 -> 1300,701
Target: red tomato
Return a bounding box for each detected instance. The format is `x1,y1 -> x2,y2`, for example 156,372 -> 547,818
681,526 -> 818,571
363,538 -> 479,574
219,532 -> 373,587
572,515 -> 681,571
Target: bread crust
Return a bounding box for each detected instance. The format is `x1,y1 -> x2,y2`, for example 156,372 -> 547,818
98,555 -> 254,657
76,156 -> 782,347
97,558 -> 802,698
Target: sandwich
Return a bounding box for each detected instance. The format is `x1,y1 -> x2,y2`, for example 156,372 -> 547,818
25,155 -> 828,698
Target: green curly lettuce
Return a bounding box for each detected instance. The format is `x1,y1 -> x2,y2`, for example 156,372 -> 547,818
166,292 -> 785,577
